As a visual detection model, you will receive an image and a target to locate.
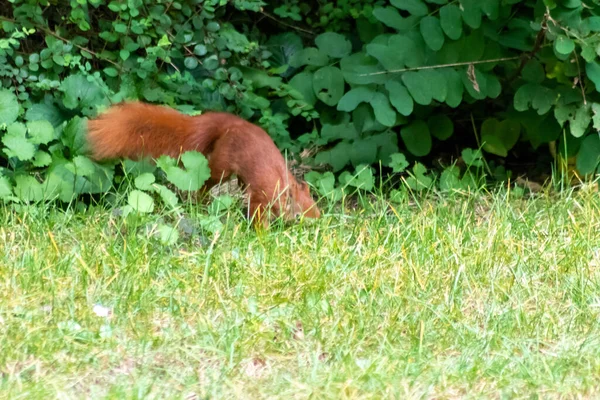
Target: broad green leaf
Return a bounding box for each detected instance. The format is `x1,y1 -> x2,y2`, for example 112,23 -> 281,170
315,141 -> 352,171
289,71 -> 317,106
2,123 -> 35,161
420,16 -> 445,51
340,52 -> 388,85
14,175 -> 44,202
428,115 -> 454,140
554,35 -> 575,55
389,35 -> 424,68
386,80 -> 414,116
576,134 -> 600,174
352,104 -> 387,134
128,189 -> 154,213
401,120 -> 432,156
442,68 -> 464,108
372,7 -> 418,32
32,150 -> 52,167
337,87 -> 375,112
184,57 -> 198,69
439,166 -> 465,192
339,165 -> 375,191
157,224 -> 179,245
25,102 -> 67,127
60,74 -> 106,113
61,116 -> 88,155
404,163 -> 433,191
462,148 -> 484,167
390,0 -> 428,16
0,176 -> 12,199
586,62 -> 600,92
313,66 -> 345,106
315,32 -> 352,58
156,151 -> 211,191
365,43 -> 405,71
289,47 -> 329,68
135,173 -> 156,190
350,138 -> 378,166
153,184 -> 179,209
439,4 -> 463,40
369,93 -> 396,127
27,120 -> 54,145
389,153 -> 409,173
421,69 -> 447,103
402,71 -> 433,105
592,103 -> 600,131
321,122 -> 358,142
0,89 -> 19,125
480,0 -> 500,20
460,0 -> 482,29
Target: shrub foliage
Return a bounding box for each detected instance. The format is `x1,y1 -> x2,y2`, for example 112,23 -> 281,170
1,0 -> 600,203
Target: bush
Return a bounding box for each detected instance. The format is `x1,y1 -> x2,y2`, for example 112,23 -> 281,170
1,1 -> 600,205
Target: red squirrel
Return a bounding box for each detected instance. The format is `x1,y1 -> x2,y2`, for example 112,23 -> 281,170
87,101 -> 320,226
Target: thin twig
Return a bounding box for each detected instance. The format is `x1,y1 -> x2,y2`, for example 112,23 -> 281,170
359,56 -> 521,76
259,10 -> 315,36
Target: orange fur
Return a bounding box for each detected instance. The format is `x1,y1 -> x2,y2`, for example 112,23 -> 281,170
87,101 -> 320,226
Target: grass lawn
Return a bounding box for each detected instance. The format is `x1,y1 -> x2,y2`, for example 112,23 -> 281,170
2,188 -> 600,399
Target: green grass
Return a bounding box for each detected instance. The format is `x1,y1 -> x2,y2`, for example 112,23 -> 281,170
2,187 -> 600,399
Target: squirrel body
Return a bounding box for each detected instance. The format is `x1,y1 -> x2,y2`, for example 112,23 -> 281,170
87,102 -> 320,225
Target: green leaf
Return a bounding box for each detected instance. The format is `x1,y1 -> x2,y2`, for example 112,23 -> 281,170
460,0 -> 482,29
440,4 -> 463,40
586,62 -> 600,92
103,67 -> 119,77
60,74 -> 106,112
389,153 -> 409,173
25,101 -> 67,127
27,120 -> 54,145
14,175 -> 44,202
0,176 -> 12,200
128,189 -> 155,213
289,47 -> 329,68
401,120 -> 432,156
372,7 -> 418,32
184,57 -> 198,69
462,148 -> 484,167
289,71 -> 317,106
514,83 -> 556,115
555,103 -> 591,138
315,32 -> 352,58
339,165 -> 375,191
428,115 -> 454,140
350,138 -> 378,166
135,173 -> 156,190
341,52 -> 388,85
390,0 -> 428,16
442,68 -> 464,108
369,93 -> 396,127
0,89 -> 19,125
402,71 -> 432,105
337,87 -> 375,112
576,134 -> 600,175
439,166 -> 465,192
315,141 -> 352,171
153,184 -> 179,209
156,151 -> 211,191
386,81 -> 413,117
365,42 -> 405,71
321,122 -> 358,142
480,118 -> 521,157
404,163 -> 433,191
554,35 -> 575,55
61,116 -> 88,155
32,150 -> 52,167
2,123 -> 35,161
312,66 -> 344,107
157,224 -> 179,245
420,16 -> 445,51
